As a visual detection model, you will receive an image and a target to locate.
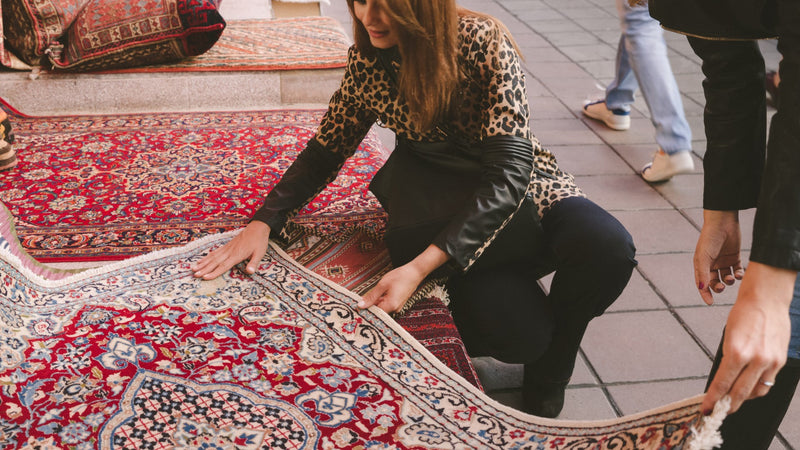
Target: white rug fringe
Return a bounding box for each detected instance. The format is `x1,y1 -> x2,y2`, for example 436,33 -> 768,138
687,395 -> 731,450
429,284 -> 450,306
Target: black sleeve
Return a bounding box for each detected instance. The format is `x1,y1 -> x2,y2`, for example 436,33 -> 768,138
251,139 -> 347,234
432,134 -> 534,270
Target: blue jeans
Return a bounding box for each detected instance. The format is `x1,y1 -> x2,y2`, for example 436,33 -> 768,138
789,274 -> 800,361
605,0 -> 692,154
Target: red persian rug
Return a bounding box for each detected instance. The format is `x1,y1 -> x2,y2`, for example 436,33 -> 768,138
0,214 -> 720,449
93,17 -> 351,73
0,99 -> 387,262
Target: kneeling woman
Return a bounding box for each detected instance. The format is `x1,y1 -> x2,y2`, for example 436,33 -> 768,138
192,0 -> 637,418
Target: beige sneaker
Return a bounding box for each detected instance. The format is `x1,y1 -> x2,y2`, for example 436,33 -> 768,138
641,149 -> 694,182
582,99 -> 631,131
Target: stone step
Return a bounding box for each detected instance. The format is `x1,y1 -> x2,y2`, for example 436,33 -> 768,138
0,67 -> 343,116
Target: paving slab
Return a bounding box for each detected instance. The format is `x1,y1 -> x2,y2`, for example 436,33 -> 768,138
533,118 -> 606,146
529,96 -> 578,120
675,305 -> 731,355
611,209 -> 700,254
636,252 -> 740,308
651,172 -> 705,209
560,387 -> 618,420
608,379 -> 708,416
575,174 -> 674,211
582,310 -> 711,383
607,268 -> 668,313
548,144 -> 632,176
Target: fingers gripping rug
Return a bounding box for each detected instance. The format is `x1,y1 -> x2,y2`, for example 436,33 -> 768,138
0,220 -> 719,448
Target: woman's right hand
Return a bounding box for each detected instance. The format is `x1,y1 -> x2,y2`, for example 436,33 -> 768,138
702,262 -> 795,415
191,220 -> 272,280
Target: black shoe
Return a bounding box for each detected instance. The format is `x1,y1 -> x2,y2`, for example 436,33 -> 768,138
521,378 -> 569,418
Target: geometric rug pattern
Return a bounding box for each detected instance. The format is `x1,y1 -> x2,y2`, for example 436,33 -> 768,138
279,229 -> 482,388
0,221 -> 713,449
0,100 -> 386,262
92,17 -> 351,73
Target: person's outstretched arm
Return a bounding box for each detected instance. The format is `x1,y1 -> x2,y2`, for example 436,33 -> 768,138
191,46 -> 376,281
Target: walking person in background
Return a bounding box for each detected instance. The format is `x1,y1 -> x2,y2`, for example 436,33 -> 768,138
192,0 -> 637,419
582,0 -> 693,183
649,0 -> 800,447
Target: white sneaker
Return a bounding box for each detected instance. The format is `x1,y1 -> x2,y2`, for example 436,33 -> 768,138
582,99 -> 631,131
641,149 -> 694,182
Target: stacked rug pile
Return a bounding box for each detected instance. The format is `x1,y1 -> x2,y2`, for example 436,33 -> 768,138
1,0 -> 226,71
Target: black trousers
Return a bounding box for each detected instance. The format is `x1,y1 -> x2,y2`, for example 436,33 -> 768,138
706,337 -> 800,450
448,196 -> 637,382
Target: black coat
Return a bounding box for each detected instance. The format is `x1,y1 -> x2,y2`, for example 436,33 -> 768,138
650,0 -> 800,271
649,0 -> 777,39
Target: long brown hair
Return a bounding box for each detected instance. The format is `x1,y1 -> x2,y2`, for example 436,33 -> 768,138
346,0 -> 521,132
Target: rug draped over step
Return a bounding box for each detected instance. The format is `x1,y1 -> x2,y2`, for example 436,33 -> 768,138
0,218 -> 714,449
0,100 -> 387,262
93,17 -> 351,73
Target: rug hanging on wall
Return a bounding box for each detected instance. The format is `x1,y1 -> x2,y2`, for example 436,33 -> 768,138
0,212 -> 718,449
93,17 -> 351,73
0,99 -> 387,262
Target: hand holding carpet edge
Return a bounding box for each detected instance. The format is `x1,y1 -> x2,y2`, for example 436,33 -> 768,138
359,244 -> 449,313
701,262 -> 794,415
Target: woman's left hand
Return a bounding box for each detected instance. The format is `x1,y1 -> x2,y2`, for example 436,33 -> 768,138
358,244 -> 450,313
358,264 -> 426,313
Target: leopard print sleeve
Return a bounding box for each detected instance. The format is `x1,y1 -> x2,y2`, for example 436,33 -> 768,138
313,46 -> 378,157
458,16 -> 584,221
465,19 -> 531,140
250,47 -> 378,232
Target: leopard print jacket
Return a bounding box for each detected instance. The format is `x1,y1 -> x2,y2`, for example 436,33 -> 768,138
255,14 -> 584,268
313,15 -> 582,212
